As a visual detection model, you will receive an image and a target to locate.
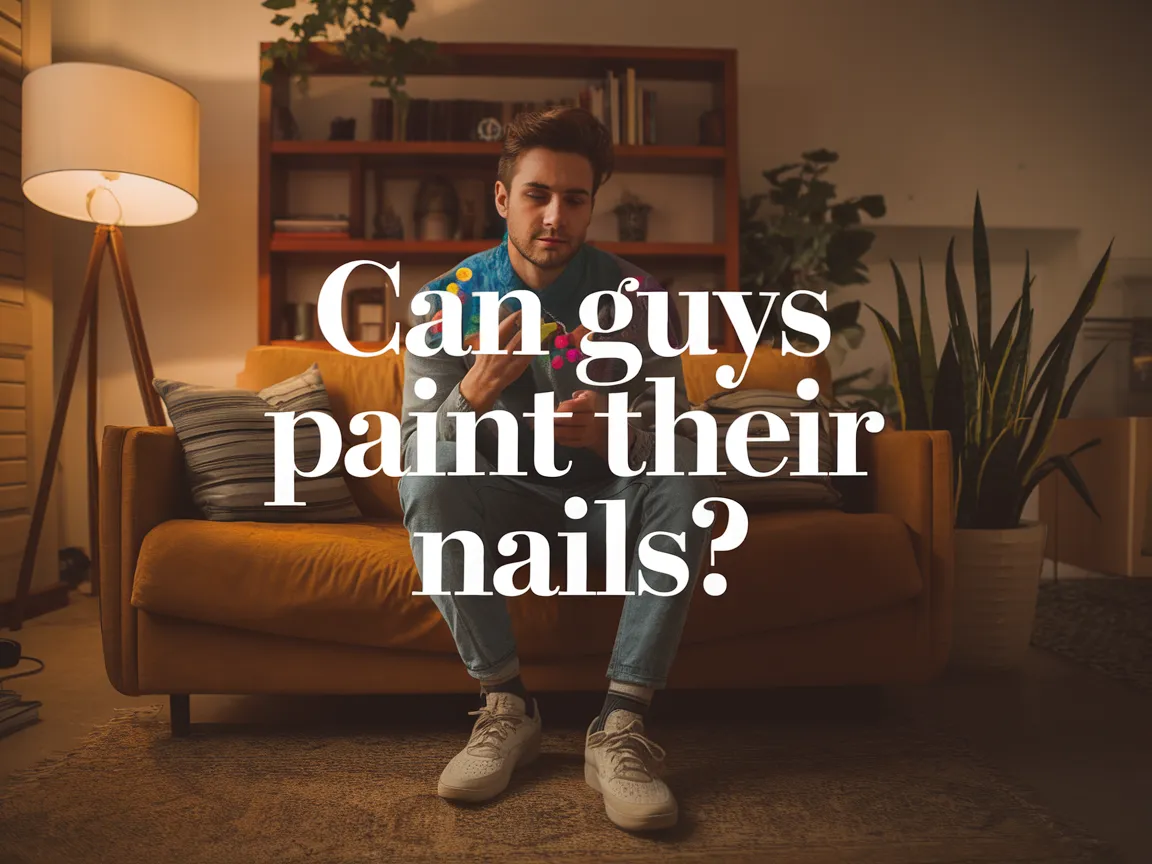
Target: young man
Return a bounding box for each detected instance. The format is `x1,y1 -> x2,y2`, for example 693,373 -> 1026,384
398,107 -> 715,833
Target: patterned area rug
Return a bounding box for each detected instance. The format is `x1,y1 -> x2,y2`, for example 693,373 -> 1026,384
0,702 -> 1119,864
1032,577 -> 1152,693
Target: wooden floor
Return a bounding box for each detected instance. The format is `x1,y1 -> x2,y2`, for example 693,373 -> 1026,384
2,578 -> 1151,863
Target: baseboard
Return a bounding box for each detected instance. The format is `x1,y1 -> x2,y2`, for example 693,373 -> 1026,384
0,580 -> 71,628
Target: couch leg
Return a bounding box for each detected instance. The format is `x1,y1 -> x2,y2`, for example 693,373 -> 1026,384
170,694 -> 190,737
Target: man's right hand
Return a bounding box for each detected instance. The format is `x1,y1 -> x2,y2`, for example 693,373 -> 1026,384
459,310 -> 535,413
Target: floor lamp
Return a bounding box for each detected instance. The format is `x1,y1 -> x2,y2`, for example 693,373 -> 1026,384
9,63 -> 200,630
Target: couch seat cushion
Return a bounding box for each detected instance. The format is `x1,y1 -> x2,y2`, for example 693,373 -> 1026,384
131,510 -> 922,659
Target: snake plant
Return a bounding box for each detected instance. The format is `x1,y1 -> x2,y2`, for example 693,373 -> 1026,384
868,193 -> 1112,530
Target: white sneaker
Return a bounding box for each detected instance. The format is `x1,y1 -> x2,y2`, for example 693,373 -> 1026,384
584,710 -> 678,831
437,692 -> 541,802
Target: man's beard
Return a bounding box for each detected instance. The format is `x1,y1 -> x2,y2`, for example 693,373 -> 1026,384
509,228 -> 581,270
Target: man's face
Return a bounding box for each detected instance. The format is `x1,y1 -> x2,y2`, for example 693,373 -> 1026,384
496,147 -> 594,272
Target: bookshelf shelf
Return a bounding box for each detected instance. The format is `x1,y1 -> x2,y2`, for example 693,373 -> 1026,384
271,141 -> 728,175
294,41 -> 730,81
258,41 -> 740,350
270,235 -> 726,265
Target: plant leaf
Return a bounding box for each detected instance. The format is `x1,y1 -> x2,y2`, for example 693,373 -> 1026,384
833,368 -> 874,390
943,237 -> 979,432
262,0 -> 296,8
1025,243 -> 1112,420
972,419 -> 1026,527
802,148 -> 838,164
830,202 -> 861,227
1004,307 -> 1033,423
840,323 -> 865,349
987,296 -> 1024,431
889,260 -> 927,428
917,258 -> 937,413
972,193 -> 993,365
867,305 -> 922,430
1018,242 -> 1113,480
856,194 -> 887,219
769,177 -> 804,207
1020,443 -> 1103,522
763,164 -> 802,185
1059,346 -> 1108,421
826,300 -> 861,332
932,334 -> 965,458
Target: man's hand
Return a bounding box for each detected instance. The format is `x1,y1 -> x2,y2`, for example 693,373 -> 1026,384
554,389 -> 609,459
458,310 -> 535,413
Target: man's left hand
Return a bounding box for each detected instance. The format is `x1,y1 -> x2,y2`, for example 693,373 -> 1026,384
554,389 -> 609,459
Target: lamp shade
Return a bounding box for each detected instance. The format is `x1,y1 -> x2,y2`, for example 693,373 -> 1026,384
21,63 -> 200,227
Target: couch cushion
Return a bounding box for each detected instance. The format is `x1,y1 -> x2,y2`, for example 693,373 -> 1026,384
681,347 -> 833,404
131,509 -> 922,659
693,388 -> 842,510
235,347 -> 406,520
154,363 -> 363,523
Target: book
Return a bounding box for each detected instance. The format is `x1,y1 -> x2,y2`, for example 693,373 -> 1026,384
273,216 -> 350,232
626,68 -> 637,145
371,98 -> 393,140
642,89 -> 657,144
606,70 -> 619,144
272,232 -> 351,240
591,85 -> 604,128
0,698 -> 41,739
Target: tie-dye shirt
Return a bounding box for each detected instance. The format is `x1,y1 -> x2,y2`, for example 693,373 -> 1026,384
400,235 -> 692,485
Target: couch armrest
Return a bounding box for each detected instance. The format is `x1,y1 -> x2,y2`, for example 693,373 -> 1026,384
99,425 -> 198,695
862,429 -> 955,677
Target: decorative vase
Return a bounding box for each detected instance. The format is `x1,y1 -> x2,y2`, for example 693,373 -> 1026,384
949,520 -> 1048,669
616,207 -> 650,242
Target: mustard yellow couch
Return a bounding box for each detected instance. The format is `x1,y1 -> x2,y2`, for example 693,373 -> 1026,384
99,345 -> 954,736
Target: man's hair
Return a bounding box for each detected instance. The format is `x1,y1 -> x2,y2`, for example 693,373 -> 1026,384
497,106 -> 614,197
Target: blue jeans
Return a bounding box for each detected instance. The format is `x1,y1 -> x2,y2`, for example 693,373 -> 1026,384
398,437 -> 716,689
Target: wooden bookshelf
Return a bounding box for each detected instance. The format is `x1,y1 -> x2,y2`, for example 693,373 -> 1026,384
258,42 -> 740,350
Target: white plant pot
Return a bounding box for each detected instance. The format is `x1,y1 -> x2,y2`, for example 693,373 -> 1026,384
949,520 -> 1048,670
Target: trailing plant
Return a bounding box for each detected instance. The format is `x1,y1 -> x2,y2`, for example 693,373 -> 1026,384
739,148 -> 889,406
868,193 -> 1111,530
259,0 -> 438,104
740,148 -> 885,341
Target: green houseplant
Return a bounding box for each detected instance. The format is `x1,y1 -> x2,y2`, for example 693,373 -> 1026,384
740,148 -> 890,411
869,192 -> 1112,667
259,0 -> 438,104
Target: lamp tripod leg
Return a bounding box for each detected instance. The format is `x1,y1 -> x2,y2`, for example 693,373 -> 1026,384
9,227 -> 110,630
107,227 -> 165,427
87,253 -> 100,597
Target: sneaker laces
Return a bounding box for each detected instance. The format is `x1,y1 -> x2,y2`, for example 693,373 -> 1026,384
465,705 -> 525,759
598,721 -> 666,783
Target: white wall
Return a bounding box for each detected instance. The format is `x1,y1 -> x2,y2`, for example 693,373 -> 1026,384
49,0 -> 1152,550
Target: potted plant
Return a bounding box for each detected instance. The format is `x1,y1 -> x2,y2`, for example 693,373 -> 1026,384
740,148 -> 889,404
869,193 -> 1112,668
613,190 -> 652,242
259,0 -> 438,105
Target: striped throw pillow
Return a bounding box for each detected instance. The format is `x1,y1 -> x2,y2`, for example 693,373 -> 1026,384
692,388 -> 842,509
152,363 -> 363,522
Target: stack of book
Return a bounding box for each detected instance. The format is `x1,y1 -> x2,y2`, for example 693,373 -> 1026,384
577,68 -> 657,146
272,214 -> 350,240
373,98 -> 579,143
0,689 -> 40,739
369,77 -> 658,146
